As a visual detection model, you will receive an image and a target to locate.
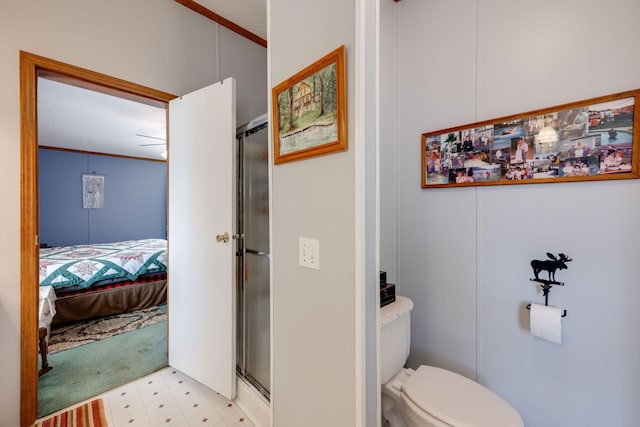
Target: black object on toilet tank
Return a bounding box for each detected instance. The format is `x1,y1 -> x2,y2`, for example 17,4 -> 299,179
380,271 -> 387,288
381,283 -> 396,307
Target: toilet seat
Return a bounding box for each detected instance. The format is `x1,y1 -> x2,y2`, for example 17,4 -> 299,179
402,366 -> 523,427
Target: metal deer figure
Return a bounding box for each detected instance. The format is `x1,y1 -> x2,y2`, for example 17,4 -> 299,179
530,253 -> 572,282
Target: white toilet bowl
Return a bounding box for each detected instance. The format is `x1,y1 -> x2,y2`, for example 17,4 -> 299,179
381,296 -> 523,427
382,366 -> 523,427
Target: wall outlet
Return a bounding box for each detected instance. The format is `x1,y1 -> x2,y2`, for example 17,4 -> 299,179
299,238 -> 320,270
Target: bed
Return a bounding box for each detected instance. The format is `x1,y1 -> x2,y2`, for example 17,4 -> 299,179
39,238 -> 168,324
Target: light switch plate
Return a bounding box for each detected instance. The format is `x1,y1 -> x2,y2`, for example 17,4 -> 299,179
299,238 -> 320,270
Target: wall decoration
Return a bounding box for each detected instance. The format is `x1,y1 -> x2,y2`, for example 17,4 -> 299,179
526,252 -> 572,320
272,45 -> 347,164
82,173 -> 104,208
422,89 -> 640,188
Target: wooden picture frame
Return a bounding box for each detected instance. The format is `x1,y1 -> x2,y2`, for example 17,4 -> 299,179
422,89 -> 640,188
272,45 -> 347,164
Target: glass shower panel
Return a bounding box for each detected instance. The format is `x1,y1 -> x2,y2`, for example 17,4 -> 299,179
236,118 -> 270,399
243,252 -> 270,393
243,127 -> 269,254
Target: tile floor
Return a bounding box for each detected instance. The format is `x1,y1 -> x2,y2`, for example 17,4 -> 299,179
36,366 -> 254,427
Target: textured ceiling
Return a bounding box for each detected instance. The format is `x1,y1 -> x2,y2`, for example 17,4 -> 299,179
38,77 -> 167,160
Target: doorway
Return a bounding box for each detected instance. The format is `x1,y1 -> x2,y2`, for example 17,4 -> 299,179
22,52 -> 248,427
20,51 -> 177,427
36,76 -> 169,417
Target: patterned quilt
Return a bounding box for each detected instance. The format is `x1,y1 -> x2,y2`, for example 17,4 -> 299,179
39,239 -> 167,289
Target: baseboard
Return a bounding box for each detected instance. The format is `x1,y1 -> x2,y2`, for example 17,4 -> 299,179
235,376 -> 271,427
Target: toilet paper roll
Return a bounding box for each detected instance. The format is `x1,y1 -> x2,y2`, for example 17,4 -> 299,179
530,303 -> 562,344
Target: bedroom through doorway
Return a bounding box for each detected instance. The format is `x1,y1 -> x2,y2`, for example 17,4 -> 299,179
35,70 -> 171,417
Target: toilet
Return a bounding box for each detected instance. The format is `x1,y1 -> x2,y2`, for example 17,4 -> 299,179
381,296 -> 523,427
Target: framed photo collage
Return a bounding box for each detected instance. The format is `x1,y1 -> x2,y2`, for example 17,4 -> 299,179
422,89 -> 640,188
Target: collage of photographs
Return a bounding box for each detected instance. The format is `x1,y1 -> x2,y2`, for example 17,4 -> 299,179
422,95 -> 636,187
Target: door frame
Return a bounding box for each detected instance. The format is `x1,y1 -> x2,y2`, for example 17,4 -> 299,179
19,51 -> 177,427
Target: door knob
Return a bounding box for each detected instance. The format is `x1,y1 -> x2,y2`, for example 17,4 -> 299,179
216,232 -> 230,243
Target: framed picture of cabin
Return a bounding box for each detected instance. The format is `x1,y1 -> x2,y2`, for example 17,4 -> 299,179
422,89 -> 640,188
272,45 -> 347,164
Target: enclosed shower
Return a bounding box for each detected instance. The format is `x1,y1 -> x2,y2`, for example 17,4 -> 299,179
236,115 -> 270,400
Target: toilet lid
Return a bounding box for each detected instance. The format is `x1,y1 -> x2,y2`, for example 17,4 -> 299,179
402,366 -> 523,427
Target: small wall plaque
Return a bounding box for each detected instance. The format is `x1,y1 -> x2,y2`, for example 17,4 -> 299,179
82,173 -> 104,209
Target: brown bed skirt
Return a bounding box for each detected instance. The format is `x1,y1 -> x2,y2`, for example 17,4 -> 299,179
53,279 -> 167,324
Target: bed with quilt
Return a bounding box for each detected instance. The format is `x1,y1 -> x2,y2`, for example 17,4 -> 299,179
39,238 -> 167,324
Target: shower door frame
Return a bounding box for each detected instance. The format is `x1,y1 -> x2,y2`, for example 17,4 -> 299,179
236,117 -> 271,400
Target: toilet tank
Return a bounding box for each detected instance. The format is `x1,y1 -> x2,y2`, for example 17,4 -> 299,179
380,296 -> 414,384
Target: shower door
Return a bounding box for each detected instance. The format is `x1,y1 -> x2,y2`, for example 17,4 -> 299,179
236,116 -> 270,399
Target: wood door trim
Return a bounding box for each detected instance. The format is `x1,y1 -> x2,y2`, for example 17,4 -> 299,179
19,51 -> 176,427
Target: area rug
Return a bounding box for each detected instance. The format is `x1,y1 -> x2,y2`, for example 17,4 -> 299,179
49,306 -> 167,353
35,398 -> 107,427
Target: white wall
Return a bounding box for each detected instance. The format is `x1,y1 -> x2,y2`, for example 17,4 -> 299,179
268,0 -> 378,425
219,27 -> 268,124
0,1 -> 266,424
383,0 -> 640,426
380,0 -> 399,284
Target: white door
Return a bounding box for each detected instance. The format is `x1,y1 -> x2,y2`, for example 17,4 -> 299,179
168,78 -> 237,399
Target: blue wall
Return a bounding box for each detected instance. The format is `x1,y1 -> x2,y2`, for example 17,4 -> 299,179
39,149 -> 167,246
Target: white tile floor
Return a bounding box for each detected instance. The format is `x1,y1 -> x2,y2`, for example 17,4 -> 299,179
37,367 -> 254,427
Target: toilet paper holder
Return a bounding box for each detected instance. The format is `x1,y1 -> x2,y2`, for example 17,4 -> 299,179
525,283 -> 567,317
525,252 -> 570,317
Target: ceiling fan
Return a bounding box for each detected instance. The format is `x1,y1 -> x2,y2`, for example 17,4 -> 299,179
136,133 -> 166,146
136,134 -> 167,158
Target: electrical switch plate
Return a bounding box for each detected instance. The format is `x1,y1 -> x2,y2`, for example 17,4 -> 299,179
299,238 -> 320,270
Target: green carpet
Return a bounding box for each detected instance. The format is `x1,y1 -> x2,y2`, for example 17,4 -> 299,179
38,320 -> 168,418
